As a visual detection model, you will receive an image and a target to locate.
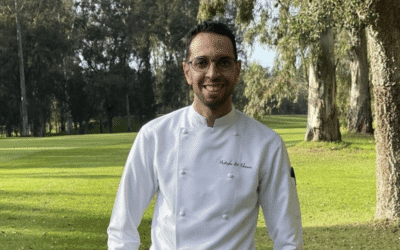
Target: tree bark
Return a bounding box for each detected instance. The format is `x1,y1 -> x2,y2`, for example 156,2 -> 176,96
62,58 -> 73,135
367,0 -> 400,220
15,0 -> 29,136
305,25 -> 341,142
347,27 -> 373,134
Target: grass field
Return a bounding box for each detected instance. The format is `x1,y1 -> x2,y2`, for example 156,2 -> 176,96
1,115 -> 400,249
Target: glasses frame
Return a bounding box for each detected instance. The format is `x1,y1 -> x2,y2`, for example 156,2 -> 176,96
187,56 -> 237,72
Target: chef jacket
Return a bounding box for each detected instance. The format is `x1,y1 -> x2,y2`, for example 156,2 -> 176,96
107,105 -> 303,250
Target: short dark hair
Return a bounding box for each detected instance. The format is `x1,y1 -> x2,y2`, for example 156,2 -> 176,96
184,20 -> 237,61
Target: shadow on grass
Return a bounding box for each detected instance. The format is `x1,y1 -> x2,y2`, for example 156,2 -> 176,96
1,147 -> 130,170
2,173 -> 122,179
0,189 -> 116,198
262,115 -> 307,130
255,221 -> 400,250
3,200 -> 399,250
1,202 -> 111,250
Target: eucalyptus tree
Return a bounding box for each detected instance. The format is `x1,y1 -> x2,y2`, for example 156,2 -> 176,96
346,26 -> 373,134
0,0 -> 74,136
198,0 -> 341,141
0,0 -> 30,135
151,0 -> 200,113
331,1 -> 373,134
26,0 -> 73,136
301,0 -> 341,141
242,63 -> 274,119
363,0 -> 400,220
0,4 -> 19,136
125,0 -> 201,122
72,0 -> 131,133
200,0 -> 400,220
0,21 -> 20,136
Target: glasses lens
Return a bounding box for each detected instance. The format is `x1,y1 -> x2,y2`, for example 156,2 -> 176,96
217,57 -> 234,71
191,57 -> 235,71
193,57 -> 209,71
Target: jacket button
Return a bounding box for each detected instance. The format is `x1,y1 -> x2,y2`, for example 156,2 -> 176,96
227,173 -> 234,178
233,132 -> 239,136
180,211 -> 185,217
223,214 -> 229,220
180,170 -> 186,175
182,129 -> 188,134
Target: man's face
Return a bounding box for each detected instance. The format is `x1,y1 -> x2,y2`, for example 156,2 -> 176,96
183,32 -> 241,111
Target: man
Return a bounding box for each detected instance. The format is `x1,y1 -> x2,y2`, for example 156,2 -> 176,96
107,21 -> 303,249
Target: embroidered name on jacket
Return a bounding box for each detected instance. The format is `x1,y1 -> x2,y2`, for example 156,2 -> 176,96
220,160 -> 252,169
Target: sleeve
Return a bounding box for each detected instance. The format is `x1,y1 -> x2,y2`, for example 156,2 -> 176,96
258,138 -> 303,250
107,128 -> 158,250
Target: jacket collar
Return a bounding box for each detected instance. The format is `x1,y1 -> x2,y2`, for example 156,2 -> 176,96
188,105 -> 237,128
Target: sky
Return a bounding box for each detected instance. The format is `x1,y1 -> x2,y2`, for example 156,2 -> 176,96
248,43 -> 276,69
246,0 -> 278,69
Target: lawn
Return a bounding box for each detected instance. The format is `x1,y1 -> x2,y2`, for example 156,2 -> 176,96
1,115 -> 400,249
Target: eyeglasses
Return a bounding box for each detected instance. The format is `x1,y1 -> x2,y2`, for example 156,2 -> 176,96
187,56 -> 236,72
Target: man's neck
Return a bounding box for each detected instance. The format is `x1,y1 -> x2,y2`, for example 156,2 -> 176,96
193,100 -> 232,127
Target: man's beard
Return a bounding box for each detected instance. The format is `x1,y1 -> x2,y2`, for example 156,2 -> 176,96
195,79 -> 234,110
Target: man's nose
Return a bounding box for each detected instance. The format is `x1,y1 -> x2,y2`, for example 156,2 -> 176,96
206,61 -> 221,78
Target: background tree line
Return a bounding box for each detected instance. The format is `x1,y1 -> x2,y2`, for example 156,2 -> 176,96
0,0 -> 203,136
2,0 -> 317,138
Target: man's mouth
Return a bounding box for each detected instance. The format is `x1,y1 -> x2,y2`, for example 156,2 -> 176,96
203,84 -> 225,91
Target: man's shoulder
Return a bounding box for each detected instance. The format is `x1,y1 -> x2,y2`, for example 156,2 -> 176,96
236,111 -> 283,143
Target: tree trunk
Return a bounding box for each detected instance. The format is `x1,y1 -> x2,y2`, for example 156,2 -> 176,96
347,27 -> 373,134
38,115 -> 45,137
305,26 -> 341,142
62,58 -> 73,135
367,0 -> 400,220
107,114 -> 113,133
15,0 -> 29,136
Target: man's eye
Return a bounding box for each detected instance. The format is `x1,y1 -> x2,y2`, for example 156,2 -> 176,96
218,58 -> 233,68
194,58 -> 208,68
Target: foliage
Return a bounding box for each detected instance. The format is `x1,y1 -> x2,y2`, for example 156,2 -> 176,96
0,0 -> 202,136
243,62 -> 306,120
335,60 -> 352,128
197,0 -> 312,119
197,0 -> 375,129
243,63 -> 275,119
0,17 -> 20,135
0,0 -> 76,136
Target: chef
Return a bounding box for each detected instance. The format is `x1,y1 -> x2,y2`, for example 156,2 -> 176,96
107,20 -> 303,250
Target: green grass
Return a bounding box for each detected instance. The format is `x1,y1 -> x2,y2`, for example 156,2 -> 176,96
1,115 -> 400,249
1,134 -> 133,250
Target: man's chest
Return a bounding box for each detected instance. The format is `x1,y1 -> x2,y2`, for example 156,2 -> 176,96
153,127 -> 261,213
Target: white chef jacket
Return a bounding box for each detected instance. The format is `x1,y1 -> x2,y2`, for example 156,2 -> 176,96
107,105 -> 303,250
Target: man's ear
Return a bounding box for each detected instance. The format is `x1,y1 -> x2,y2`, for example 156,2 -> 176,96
182,62 -> 192,86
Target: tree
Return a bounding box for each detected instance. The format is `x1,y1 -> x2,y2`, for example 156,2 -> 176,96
0,5 -> 21,136
347,26 -> 373,134
25,0 -> 73,136
242,63 -> 274,120
332,1 -> 373,134
305,15 -> 341,142
199,0 -> 341,141
1,0 -> 30,135
364,0 -> 400,220
74,0 -> 163,131
0,0 -> 74,136
151,0 -> 200,113
14,0 -> 29,136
